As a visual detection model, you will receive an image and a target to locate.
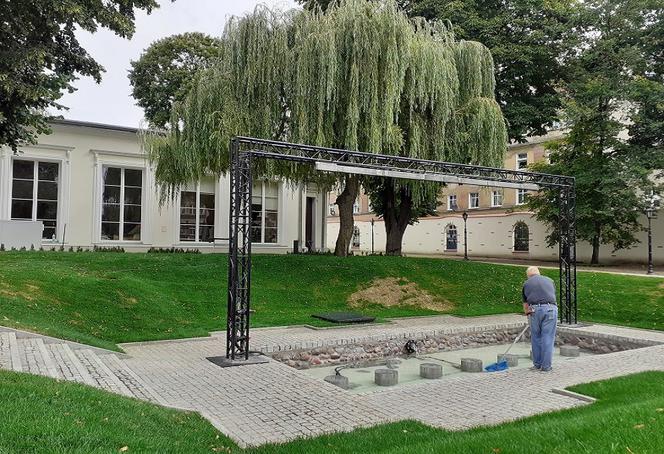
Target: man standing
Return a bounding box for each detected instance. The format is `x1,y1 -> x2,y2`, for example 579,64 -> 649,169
522,266 -> 558,372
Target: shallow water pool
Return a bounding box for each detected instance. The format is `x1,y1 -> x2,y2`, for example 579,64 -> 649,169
304,343 -> 592,393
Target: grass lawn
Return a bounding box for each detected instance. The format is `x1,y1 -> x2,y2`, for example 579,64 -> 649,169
0,252 -> 662,350
1,369 -> 663,453
0,370 -> 233,454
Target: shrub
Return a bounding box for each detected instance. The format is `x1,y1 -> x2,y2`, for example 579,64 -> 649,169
93,246 -> 125,253
147,247 -> 201,254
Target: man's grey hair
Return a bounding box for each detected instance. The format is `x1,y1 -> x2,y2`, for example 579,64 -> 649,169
526,266 -> 540,277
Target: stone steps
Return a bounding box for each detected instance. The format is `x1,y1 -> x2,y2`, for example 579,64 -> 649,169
0,331 -> 161,404
46,342 -> 96,386
73,349 -> 134,398
20,338 -> 62,379
101,353 -> 164,404
0,332 -> 12,370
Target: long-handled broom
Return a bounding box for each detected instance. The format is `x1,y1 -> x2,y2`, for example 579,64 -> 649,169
484,323 -> 530,372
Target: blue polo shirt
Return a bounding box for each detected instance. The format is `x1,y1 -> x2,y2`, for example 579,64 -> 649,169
522,274 -> 557,305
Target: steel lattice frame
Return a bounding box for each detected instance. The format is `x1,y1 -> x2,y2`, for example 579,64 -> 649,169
226,136 -> 577,360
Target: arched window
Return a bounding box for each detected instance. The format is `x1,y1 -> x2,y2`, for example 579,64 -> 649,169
445,224 -> 458,250
514,222 -> 529,252
352,226 -> 361,248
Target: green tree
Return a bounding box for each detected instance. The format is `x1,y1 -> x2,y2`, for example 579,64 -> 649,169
528,0 -> 662,265
0,0 -> 161,151
626,77 -> 664,177
129,33 -> 223,128
301,0 -> 575,142
146,0 -> 506,256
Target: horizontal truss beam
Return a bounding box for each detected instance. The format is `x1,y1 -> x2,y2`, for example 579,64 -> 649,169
236,136 -> 574,190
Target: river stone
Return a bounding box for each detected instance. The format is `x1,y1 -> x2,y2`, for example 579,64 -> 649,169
375,368 -> 398,386
460,358 -> 483,372
324,374 -> 350,389
420,363 -> 443,379
560,345 -> 580,357
497,353 -> 519,367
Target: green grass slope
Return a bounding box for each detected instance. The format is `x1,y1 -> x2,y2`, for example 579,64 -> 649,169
0,252 -> 661,349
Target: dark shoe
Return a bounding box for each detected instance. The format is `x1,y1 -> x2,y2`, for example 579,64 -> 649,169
529,366 -> 541,371
540,367 -> 553,372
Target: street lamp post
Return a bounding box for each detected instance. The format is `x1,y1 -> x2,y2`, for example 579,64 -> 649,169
462,211 -> 468,260
645,191 -> 660,275
371,218 -> 375,255
647,210 -> 654,274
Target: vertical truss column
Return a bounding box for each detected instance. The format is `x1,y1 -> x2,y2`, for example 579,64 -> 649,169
227,140 -> 252,360
558,184 -> 577,325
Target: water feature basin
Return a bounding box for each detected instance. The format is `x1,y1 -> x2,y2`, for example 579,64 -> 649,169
304,343 -> 594,393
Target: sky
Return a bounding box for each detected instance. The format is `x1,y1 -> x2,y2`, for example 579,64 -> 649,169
53,0 -> 298,128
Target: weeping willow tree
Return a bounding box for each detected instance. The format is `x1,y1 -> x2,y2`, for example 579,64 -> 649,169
145,0 -> 507,256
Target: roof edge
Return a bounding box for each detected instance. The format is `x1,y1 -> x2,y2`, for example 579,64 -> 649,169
49,118 -> 139,134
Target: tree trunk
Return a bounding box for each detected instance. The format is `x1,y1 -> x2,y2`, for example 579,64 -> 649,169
382,180 -> 413,256
334,175 -> 359,257
590,222 -> 601,265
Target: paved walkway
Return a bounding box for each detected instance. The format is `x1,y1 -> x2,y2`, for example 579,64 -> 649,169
406,254 -> 664,278
3,316 -> 664,448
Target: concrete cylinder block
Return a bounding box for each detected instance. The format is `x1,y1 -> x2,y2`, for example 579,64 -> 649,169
375,368 -> 398,386
460,358 -> 483,372
420,363 -> 443,379
497,354 -> 519,367
560,345 -> 580,357
324,374 -> 350,389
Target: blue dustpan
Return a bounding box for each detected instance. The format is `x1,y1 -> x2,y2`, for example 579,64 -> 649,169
485,359 -> 509,372
484,324 -> 531,373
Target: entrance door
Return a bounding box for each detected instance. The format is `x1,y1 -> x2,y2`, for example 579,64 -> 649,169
305,197 -> 315,251
446,225 -> 458,250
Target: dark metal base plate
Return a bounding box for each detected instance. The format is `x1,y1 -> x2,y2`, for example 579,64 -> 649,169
206,353 -> 270,368
311,312 -> 376,324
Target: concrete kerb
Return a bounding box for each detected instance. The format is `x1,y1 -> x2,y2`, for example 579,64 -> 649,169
0,325 -> 128,357
117,335 -> 218,349
551,388 -> 597,403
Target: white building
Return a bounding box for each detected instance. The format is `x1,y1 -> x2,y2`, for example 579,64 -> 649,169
328,132 -> 664,265
0,120 -> 327,252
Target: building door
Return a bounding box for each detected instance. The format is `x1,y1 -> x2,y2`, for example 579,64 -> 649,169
305,197 -> 315,251
446,225 -> 458,250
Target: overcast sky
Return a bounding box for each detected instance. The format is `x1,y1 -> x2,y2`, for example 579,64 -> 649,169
54,0 -> 298,128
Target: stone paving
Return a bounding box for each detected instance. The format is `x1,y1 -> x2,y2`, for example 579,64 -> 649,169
3,316 -> 664,448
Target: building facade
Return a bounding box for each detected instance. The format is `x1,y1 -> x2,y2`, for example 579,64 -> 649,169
0,120 -> 327,252
327,131 -> 664,265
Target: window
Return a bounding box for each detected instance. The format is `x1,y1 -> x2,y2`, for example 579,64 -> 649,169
445,225 -> 458,250
101,167 -> 142,241
251,181 -> 279,243
11,160 -> 59,240
180,186 -> 215,242
447,194 -> 457,211
491,190 -> 503,207
469,192 -> 479,209
353,198 -> 361,214
514,222 -> 529,252
352,226 -> 361,248
516,153 -> 528,170
516,189 -> 528,205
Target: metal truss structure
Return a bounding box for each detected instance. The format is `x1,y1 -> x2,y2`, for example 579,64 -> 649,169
227,136 -> 577,360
